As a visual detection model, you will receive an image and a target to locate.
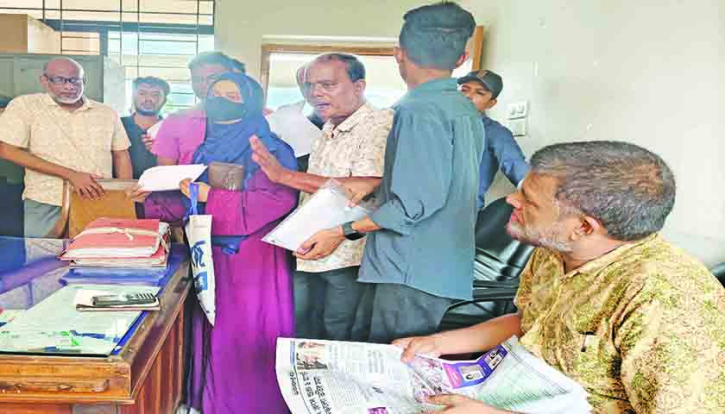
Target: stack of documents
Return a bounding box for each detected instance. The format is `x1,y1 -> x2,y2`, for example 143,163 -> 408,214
60,218 -> 170,268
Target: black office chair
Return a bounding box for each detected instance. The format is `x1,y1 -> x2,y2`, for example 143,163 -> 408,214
711,263 -> 725,287
439,197 -> 536,331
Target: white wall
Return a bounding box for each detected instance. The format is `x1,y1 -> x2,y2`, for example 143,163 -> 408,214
214,0 -> 725,266
459,0 -> 725,266
214,0 -> 424,79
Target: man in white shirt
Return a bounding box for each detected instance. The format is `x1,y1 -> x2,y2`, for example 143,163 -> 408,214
266,64 -> 327,172
252,53 -> 393,340
0,57 -> 131,237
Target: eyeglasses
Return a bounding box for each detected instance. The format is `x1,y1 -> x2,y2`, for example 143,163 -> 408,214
192,74 -> 221,84
44,76 -> 85,86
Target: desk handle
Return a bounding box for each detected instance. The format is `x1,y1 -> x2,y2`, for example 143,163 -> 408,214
0,378 -> 109,393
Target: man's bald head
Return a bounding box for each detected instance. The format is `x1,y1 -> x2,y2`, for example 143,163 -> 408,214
41,57 -> 85,106
43,57 -> 84,78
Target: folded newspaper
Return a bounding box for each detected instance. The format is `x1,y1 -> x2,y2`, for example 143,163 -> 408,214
276,336 -> 591,414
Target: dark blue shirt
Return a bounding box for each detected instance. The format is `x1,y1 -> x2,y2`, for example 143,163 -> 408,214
359,78 -> 485,301
121,115 -> 159,179
477,115 -> 529,209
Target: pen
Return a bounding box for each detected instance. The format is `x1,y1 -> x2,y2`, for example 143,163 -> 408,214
69,330 -> 119,341
29,347 -> 83,353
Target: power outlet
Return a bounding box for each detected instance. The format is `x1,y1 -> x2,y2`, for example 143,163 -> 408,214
507,118 -> 527,137
506,101 -> 529,120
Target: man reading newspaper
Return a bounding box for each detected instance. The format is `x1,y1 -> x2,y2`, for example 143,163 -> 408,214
395,142 -> 725,413
276,336 -> 590,414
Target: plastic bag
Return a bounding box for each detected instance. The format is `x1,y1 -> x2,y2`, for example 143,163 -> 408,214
185,183 -> 216,325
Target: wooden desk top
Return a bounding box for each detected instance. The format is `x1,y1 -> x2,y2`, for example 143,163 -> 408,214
0,237 -> 190,405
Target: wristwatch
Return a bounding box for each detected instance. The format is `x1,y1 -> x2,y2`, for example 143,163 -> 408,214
341,221 -> 364,241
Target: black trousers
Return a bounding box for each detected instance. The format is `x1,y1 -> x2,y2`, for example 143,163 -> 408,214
294,266 -> 368,341
355,283 -> 454,344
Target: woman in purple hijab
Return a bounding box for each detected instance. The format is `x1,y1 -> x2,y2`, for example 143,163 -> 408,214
141,73 -> 297,413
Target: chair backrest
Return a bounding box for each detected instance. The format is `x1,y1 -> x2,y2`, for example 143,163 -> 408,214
439,197 -> 536,331
711,263 -> 725,287
473,197 -> 536,282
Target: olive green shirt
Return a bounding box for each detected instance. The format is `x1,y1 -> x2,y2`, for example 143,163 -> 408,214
515,234 -> 725,413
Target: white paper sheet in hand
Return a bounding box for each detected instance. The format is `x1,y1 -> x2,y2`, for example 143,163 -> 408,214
137,164 -> 207,191
266,103 -> 322,157
263,182 -> 370,252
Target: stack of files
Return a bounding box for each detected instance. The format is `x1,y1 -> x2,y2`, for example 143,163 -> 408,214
60,218 -> 170,268
61,267 -> 167,287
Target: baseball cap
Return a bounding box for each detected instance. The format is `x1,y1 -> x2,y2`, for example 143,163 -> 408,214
0,95 -> 11,108
457,69 -> 503,99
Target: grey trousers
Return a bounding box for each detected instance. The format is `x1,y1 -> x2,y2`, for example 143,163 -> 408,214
23,199 -> 61,238
357,283 -> 455,344
294,266 -> 368,341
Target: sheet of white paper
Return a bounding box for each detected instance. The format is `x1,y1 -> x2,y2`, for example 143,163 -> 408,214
266,103 -> 322,157
263,183 -> 370,252
137,164 -> 207,191
0,285 -> 159,355
146,120 -> 164,139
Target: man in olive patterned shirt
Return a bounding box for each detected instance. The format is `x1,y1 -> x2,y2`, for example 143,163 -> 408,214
395,141 -> 725,413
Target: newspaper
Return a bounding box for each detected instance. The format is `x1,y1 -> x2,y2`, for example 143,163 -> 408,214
276,337 -> 591,414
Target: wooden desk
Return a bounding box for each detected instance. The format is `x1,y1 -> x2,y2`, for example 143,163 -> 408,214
0,238 -> 191,413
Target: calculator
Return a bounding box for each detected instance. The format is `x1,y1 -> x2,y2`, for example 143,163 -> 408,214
92,292 -> 157,307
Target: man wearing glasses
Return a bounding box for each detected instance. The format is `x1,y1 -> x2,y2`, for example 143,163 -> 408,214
0,57 -> 132,237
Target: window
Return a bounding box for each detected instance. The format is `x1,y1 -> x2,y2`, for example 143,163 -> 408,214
262,46 -> 406,110
260,28 -> 483,110
0,0 -> 215,113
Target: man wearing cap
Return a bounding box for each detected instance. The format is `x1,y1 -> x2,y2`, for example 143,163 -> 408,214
459,69 -> 529,209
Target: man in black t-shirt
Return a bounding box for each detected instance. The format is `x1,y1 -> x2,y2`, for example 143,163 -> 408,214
120,76 -> 170,179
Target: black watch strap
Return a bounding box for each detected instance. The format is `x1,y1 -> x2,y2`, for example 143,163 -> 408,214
342,222 -> 364,241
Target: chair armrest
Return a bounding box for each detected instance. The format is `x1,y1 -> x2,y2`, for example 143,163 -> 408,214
447,287 -> 518,313
473,280 -> 519,290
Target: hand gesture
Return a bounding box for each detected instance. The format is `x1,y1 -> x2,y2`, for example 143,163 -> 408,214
125,184 -> 151,203
250,135 -> 290,183
393,335 -> 445,363
294,227 -> 345,261
142,134 -> 154,152
427,394 -> 505,413
179,178 -> 211,202
69,171 -> 105,200
343,177 -> 381,207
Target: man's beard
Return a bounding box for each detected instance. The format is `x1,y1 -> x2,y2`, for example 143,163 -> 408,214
507,220 -> 573,253
137,107 -> 160,116
51,93 -> 82,105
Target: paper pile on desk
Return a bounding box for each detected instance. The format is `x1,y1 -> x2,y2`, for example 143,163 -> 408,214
276,336 -> 592,414
60,218 -> 170,268
0,285 -> 159,355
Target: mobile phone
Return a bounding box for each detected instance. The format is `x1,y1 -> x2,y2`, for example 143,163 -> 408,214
92,292 -> 157,307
